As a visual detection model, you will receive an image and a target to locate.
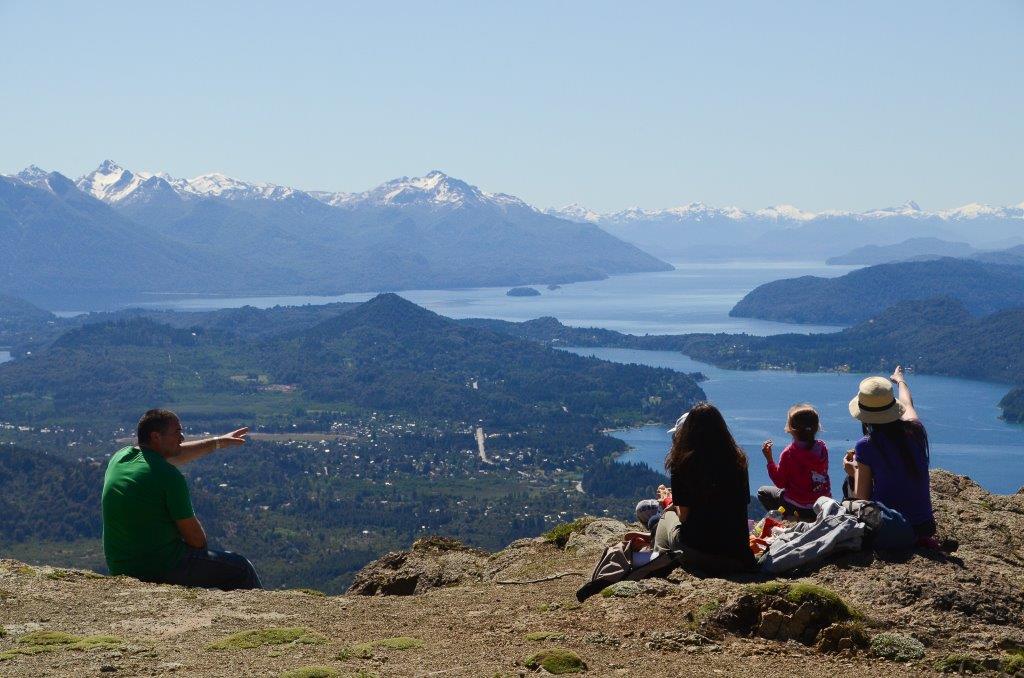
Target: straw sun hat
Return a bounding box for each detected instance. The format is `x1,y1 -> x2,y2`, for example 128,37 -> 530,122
848,376 -> 905,424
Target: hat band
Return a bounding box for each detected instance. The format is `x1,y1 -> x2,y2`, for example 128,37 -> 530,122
858,398 -> 897,412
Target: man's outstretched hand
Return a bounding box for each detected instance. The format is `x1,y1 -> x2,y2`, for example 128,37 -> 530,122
216,427 -> 249,449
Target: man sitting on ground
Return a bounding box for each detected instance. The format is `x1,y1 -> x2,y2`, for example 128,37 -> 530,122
102,408 -> 262,590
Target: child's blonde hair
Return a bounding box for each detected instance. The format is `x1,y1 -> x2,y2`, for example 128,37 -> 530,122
785,403 -> 820,444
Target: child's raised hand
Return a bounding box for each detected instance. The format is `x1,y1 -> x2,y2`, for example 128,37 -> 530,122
761,439 -> 773,462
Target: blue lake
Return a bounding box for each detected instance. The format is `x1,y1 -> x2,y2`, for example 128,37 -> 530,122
564,347 -> 1024,495
0,350 -> 10,365
50,261 -> 852,336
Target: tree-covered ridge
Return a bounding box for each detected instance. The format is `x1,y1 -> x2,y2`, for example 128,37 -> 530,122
0,294 -> 704,430
0,293 -> 56,347
729,258 -> 1024,324
999,388 -> 1024,424
466,298 -> 1024,422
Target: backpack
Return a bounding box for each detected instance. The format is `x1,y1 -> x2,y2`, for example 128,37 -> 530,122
575,541 -> 679,601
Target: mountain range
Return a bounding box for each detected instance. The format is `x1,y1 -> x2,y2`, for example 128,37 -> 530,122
548,199 -> 1024,260
0,163 -> 670,300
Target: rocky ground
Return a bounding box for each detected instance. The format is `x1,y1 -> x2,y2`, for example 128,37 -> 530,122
2,470 -> 1023,677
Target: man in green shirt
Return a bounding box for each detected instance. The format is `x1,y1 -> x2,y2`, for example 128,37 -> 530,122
102,409 -> 262,590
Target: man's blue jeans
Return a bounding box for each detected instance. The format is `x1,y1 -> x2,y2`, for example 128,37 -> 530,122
156,547 -> 263,590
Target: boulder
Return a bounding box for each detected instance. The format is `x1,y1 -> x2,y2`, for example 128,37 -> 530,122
347,536 -> 490,596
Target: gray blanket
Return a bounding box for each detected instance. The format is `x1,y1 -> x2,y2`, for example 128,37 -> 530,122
759,497 -> 865,574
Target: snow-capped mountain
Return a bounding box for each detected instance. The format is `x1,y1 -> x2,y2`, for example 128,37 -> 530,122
549,198 -> 1023,226
544,203 -> 602,223
77,160 -> 159,202
2,161 -> 672,295
13,165 -> 52,189
184,172 -> 299,201
323,170 -> 533,212
70,163 -> 533,214
74,160 -> 302,204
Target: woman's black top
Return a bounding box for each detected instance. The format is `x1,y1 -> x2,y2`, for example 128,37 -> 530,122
671,462 -> 756,567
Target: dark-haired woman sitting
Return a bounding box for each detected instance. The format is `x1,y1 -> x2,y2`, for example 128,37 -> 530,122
654,402 -> 756,574
845,366 -> 937,547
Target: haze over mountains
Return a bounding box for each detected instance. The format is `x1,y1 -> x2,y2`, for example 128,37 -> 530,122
548,199 -> 1024,260
0,163 -> 669,299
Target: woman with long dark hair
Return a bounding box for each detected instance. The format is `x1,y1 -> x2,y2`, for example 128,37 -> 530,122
845,366 -> 936,545
654,402 -> 756,573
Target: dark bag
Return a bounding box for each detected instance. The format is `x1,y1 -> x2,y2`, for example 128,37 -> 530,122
575,542 -> 678,602
842,499 -> 915,550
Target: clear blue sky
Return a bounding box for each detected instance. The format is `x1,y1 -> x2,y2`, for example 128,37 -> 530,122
2,1 -> 1022,212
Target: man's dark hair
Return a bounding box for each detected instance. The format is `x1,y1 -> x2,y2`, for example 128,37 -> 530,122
137,409 -> 178,447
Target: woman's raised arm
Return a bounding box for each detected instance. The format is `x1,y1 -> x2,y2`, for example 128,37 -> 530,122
891,366 -> 919,421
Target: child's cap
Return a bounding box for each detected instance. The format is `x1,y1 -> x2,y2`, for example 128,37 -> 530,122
635,499 -> 661,525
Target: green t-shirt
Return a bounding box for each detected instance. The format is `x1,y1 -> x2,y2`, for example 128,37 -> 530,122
101,446 -> 195,577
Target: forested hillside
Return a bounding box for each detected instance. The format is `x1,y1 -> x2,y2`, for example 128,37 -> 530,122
730,258 -> 1024,324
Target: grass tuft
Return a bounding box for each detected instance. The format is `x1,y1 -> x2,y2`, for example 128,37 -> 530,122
525,631 -> 565,642
543,517 -> 596,549
293,588 -> 326,597
279,666 -> 341,678
375,637 -> 423,650
337,642 -> 374,660
934,653 -> 984,674
17,630 -> 81,646
523,647 -> 587,674
337,637 -> 423,659
0,645 -> 57,661
70,635 -> 124,651
206,627 -> 326,651
43,569 -> 101,581
1002,651 -> 1024,675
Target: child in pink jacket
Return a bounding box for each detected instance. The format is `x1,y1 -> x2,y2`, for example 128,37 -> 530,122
758,404 -> 831,521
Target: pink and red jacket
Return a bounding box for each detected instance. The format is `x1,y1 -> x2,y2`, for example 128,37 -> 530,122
767,439 -> 831,508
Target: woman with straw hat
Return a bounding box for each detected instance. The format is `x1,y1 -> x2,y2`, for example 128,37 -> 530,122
844,365 -> 937,547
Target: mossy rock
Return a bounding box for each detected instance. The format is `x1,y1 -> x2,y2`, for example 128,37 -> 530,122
17,630 -> 81,646
523,647 -> 587,674
206,627 -> 326,651
934,653 -> 984,673
525,631 -> 566,642
1002,651 -> 1024,676
869,632 -> 925,662
745,581 -> 858,620
600,581 -> 641,598
70,635 -> 124,651
280,666 -> 341,678
544,518 -> 596,549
